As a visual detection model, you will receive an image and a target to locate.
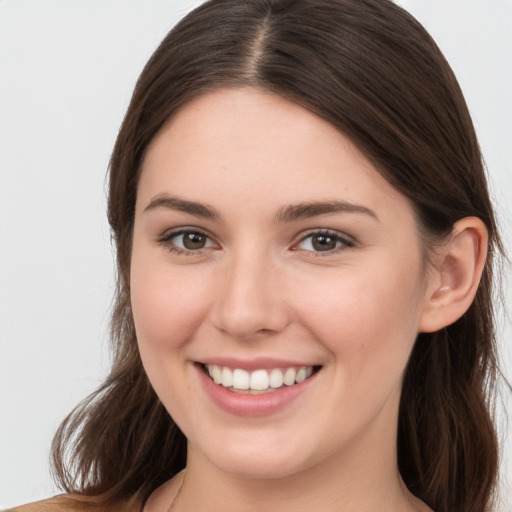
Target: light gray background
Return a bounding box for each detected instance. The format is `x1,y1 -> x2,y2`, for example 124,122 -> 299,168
0,1 -> 510,509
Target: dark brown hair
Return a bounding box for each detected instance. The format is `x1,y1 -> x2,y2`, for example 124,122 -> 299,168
51,1 -> 504,511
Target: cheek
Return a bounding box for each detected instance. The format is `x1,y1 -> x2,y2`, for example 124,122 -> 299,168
293,259 -> 424,379
129,254 -> 214,424
130,251 -> 210,354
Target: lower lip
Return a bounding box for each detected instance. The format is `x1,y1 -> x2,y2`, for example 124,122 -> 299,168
196,365 -> 318,417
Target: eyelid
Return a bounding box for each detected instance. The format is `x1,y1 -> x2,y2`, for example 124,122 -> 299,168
157,226 -> 219,254
292,228 -> 355,255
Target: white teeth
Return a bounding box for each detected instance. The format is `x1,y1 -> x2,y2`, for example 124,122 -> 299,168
211,365 -> 222,384
283,368 -> 297,386
296,367 -> 307,383
221,367 -> 233,387
296,367 -> 313,382
232,369 -> 250,390
205,364 -> 313,391
269,368 -> 284,388
250,369 -> 269,391
204,364 -> 316,392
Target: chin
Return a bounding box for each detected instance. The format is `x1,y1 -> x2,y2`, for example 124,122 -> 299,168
211,454 -> 310,481
188,428 -> 327,482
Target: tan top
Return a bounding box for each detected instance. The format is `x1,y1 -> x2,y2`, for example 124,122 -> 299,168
6,493 -> 142,512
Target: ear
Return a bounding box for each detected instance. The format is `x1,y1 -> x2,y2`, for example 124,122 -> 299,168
418,217 -> 488,333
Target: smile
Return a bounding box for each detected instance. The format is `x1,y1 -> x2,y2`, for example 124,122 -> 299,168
204,364 -> 317,393
197,361 -> 322,416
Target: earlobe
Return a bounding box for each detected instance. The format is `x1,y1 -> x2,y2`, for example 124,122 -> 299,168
418,217 -> 488,333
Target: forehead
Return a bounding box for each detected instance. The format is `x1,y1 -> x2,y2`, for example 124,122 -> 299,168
138,87 -> 414,224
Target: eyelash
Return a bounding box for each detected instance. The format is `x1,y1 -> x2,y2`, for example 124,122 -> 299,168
157,228 -> 217,256
294,229 -> 355,256
157,228 -> 355,256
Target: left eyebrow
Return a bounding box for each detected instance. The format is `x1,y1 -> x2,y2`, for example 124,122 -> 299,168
274,200 -> 379,223
142,194 -> 220,219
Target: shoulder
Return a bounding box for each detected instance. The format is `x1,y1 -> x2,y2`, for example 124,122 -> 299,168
5,495 -> 75,512
6,495 -> 81,512
5,494 -> 141,512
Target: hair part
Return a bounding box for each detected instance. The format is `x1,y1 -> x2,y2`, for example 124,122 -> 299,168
51,1 -> 504,511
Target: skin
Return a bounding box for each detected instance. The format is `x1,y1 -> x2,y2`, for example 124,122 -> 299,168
129,88 -> 474,511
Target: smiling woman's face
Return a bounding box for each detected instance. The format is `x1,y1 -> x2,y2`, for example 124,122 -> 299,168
130,88 -> 435,479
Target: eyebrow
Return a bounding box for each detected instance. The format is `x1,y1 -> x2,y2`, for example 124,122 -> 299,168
143,194 -> 378,223
143,194 -> 220,219
275,200 -> 378,223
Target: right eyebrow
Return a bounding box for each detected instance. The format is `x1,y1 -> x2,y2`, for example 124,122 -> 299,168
274,200 -> 378,223
142,194 -> 221,219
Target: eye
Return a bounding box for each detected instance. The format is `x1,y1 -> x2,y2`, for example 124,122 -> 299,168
295,230 -> 354,254
158,228 -> 218,254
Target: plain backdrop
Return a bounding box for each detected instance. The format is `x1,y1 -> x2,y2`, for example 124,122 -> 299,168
0,0 -> 510,509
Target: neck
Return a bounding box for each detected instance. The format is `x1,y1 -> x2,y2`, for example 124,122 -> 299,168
170,425 -> 425,512
180,456 -> 410,512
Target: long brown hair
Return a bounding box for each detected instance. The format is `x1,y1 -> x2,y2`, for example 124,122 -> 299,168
51,1 -> 505,510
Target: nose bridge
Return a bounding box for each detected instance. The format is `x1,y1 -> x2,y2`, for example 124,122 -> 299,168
211,244 -> 289,339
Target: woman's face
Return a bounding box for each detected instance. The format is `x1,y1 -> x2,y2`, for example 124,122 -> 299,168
131,88 -> 435,479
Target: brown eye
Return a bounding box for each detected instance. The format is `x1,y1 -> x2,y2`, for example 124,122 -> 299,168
161,229 -> 217,254
296,231 -> 353,254
311,234 -> 338,251
183,232 -> 207,250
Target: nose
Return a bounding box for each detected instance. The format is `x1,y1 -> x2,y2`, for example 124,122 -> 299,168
210,250 -> 291,340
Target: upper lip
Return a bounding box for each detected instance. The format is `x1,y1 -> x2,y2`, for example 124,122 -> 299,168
197,357 -> 321,371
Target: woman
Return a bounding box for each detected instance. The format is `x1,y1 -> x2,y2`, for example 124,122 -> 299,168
10,0 -> 505,511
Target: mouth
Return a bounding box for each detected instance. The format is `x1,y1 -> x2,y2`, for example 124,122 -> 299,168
201,363 -> 322,394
